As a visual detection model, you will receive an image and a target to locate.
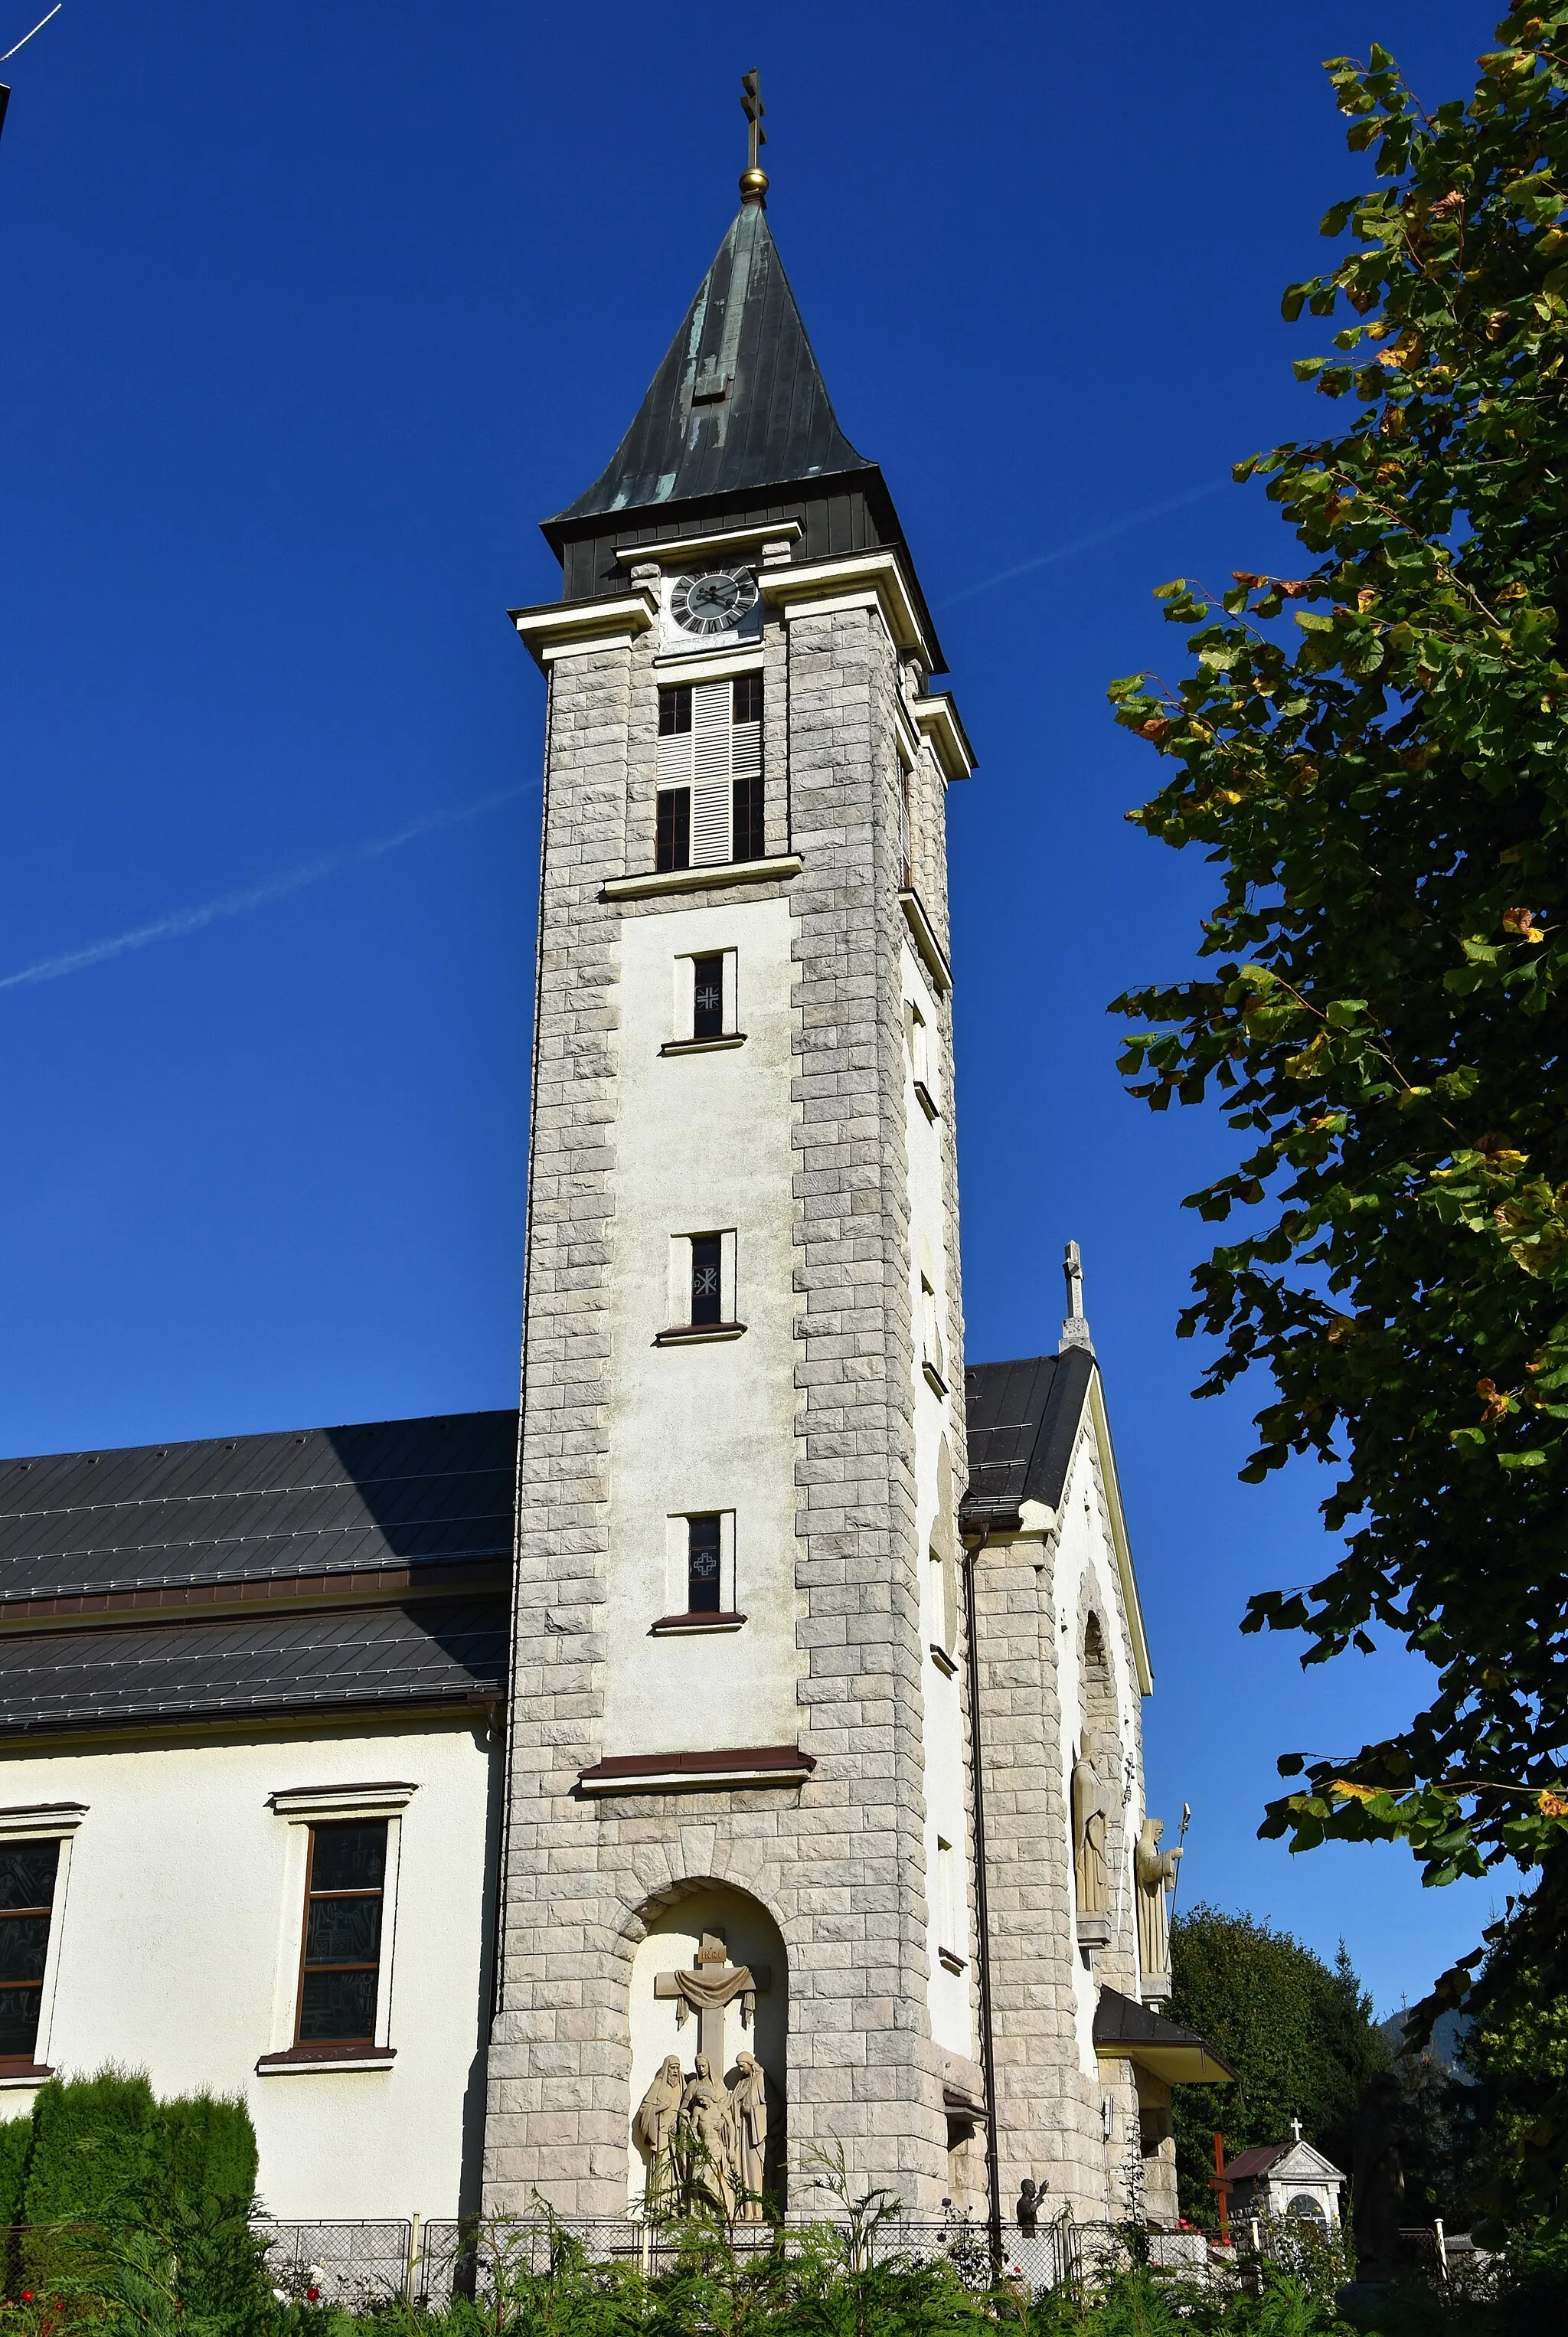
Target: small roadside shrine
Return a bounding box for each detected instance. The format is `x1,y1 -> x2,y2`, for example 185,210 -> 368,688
1223,2123 -> 1347,2228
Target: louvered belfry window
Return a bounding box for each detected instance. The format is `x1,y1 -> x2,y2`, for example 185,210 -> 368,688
656,678 -> 763,871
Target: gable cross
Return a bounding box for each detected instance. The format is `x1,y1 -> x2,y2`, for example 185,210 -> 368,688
1290,2116 -> 1303,2143
654,1932 -> 773,2068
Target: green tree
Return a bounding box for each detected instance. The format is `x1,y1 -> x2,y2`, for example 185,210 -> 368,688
1106,4 -> 1568,2223
1166,1907 -> 1387,2224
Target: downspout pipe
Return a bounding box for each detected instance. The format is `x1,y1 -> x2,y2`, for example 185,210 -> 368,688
962,1536 -> 1004,2268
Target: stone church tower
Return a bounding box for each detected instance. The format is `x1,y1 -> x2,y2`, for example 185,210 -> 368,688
483,155 -> 1224,2234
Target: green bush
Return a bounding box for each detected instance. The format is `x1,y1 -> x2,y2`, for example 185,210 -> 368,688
162,2087 -> 260,2213
0,2114 -> 31,2231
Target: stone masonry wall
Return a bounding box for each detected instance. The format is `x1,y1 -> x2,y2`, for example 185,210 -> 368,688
485,592 -> 954,2216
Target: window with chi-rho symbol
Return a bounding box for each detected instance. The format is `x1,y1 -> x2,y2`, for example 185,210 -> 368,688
690,1234 -> 724,1326
296,1820 -> 387,2043
692,954 -> 725,1040
687,1514 -> 722,1613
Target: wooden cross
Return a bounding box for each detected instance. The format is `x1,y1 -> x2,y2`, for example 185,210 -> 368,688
740,70 -> 766,174
654,1933 -> 773,2068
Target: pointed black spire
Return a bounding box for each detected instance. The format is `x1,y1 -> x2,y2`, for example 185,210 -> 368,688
553,202 -> 870,522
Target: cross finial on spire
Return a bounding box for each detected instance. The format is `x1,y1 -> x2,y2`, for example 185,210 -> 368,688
740,69 -> 769,205
1059,1240 -> 1096,1357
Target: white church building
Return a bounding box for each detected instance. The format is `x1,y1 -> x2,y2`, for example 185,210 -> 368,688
0,152 -> 1230,2243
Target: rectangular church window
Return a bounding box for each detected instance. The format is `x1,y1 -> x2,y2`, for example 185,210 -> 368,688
690,1234 -> 724,1326
0,1839 -> 60,2064
656,677 -> 763,871
297,1820 -> 387,2044
687,1514 -> 722,1613
692,954 -> 725,1040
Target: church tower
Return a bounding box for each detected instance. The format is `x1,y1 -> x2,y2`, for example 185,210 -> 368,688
483,151 -> 981,2218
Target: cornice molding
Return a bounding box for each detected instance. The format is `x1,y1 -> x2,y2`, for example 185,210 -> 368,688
759,551 -> 929,659
509,588 -> 657,668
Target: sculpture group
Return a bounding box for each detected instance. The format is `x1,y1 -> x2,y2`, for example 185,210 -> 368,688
632,2048 -> 770,2220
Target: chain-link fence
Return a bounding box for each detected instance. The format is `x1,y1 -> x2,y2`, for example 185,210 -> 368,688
256,2218 -> 415,2311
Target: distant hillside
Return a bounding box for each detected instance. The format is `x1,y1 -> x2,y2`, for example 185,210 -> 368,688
1380,2006 -> 1473,2077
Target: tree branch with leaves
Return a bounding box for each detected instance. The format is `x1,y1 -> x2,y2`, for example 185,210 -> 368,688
1108,3 -> 1568,2222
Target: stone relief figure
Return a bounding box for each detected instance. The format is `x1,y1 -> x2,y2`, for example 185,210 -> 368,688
679,2053 -> 737,2215
1134,1817 -> 1183,1990
730,2051 -> 769,2218
1071,1734 -> 1109,1917
632,2054 -> 685,2208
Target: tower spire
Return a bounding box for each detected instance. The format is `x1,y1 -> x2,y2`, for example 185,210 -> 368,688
1058,1240 -> 1096,1358
739,67 -> 768,206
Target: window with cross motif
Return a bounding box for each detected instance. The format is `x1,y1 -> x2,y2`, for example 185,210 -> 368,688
690,1234 -> 723,1326
687,1515 -> 722,1613
692,954 -> 725,1040
296,1820 -> 387,2044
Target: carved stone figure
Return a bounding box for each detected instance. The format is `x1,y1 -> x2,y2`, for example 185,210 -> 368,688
730,2051 -> 769,2218
1134,1817 -> 1182,1991
632,2054 -> 686,2208
1071,1736 -> 1108,1918
679,2052 -> 737,2214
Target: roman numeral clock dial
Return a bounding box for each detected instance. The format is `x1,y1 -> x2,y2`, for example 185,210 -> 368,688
671,567 -> 759,636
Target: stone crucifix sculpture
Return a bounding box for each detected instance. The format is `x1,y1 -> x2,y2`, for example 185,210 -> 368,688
652,1932 -> 772,2069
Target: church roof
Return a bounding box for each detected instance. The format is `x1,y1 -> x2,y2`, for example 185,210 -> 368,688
961,1349 -> 1096,1531
0,1411 -> 515,1603
0,1411 -> 515,1735
1093,1987 -> 1236,2086
551,200 -> 871,522
0,1597 -> 507,1737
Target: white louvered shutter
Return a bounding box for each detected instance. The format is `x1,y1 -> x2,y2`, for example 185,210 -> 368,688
690,681 -> 733,865
658,717 -> 694,789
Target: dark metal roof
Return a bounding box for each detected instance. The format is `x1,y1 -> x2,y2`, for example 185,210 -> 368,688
1223,2146 -> 1291,2185
961,1350 -> 1096,1530
0,1413 -> 518,1603
552,202 -> 871,522
1093,1986 -> 1238,2085
0,1597 -> 507,1735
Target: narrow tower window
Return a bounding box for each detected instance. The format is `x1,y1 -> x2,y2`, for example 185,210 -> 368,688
692,954 -> 725,1041
0,1839 -> 60,2066
690,1234 -> 723,1326
297,1820 -> 387,2044
687,1514 -> 722,1614
899,771 -> 913,888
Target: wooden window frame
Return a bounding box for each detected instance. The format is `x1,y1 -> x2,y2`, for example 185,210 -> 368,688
293,1819 -> 387,2049
0,1838 -> 61,2071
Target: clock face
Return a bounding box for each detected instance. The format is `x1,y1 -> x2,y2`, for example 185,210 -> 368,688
671,567 -> 759,636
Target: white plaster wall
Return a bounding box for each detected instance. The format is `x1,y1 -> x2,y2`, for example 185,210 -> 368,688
0,1714 -> 497,2218
903,945 -> 973,2059
604,897 -> 802,1756
623,1884 -> 788,2208
1050,1428 -> 1148,2072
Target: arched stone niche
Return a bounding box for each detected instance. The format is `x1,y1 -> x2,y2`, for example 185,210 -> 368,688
626,1881 -> 789,2211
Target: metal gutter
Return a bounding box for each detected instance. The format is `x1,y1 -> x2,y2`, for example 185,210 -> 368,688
962,1538 -> 1004,2267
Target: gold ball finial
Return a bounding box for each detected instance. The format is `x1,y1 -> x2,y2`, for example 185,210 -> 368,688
739,166 -> 769,205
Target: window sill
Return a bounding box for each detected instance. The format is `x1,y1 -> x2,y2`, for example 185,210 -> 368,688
899,888 -> 952,995
913,1080 -> 940,1123
649,1611 -> 748,1636
256,2045 -> 396,2075
654,1322 -> 747,1346
660,1034 -> 746,1056
937,1947 -> 969,1976
0,2063 -> 52,2090
922,1361 -> 949,1397
603,855 -> 802,902
929,1642 -> 958,1678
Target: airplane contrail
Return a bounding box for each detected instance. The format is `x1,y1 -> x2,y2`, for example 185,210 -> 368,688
0,780 -> 534,994
937,481 -> 1230,611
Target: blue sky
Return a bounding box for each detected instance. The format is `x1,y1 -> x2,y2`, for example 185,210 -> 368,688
1,2 -> 1508,2015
